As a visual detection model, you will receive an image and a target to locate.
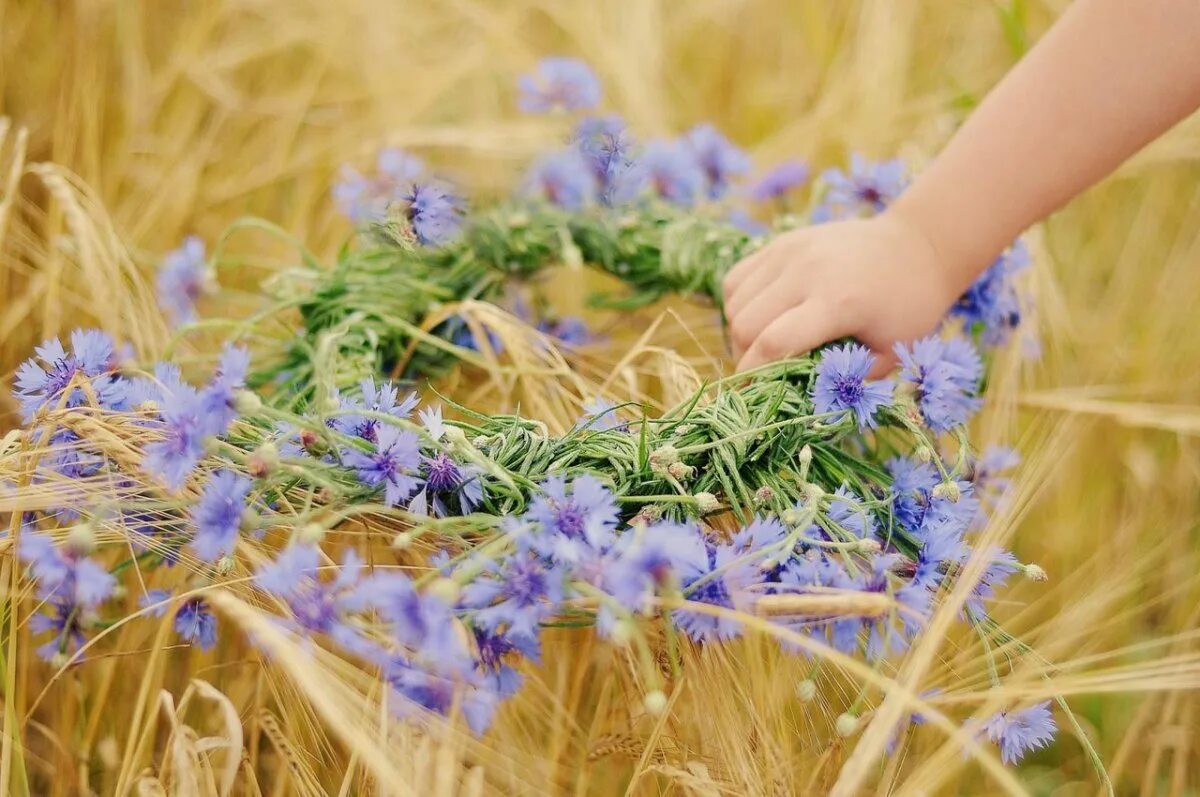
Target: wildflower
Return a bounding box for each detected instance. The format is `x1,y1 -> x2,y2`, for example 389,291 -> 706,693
522,149 -> 597,209
964,547 -> 1021,618
823,485 -> 876,540
334,378 -> 419,444
156,236 -> 210,326
472,625 -> 538,696
726,208 -> 768,236
748,160 -> 810,202
812,343 -> 894,429
813,154 -> 907,222
461,550 -> 564,640
345,424 -> 423,507
409,452 -> 486,518
401,182 -> 463,247
639,140 -> 706,206
524,474 -> 621,561
984,702 -> 1057,764
174,598 -> 218,650
13,329 -> 127,421
537,315 -> 592,346
573,115 -> 639,204
575,398 -> 623,432
198,345 -> 250,435
517,57 -> 601,113
333,147 -> 426,224
674,541 -> 743,642
190,470 -> 252,562
386,656 -> 503,735
951,239 -> 1030,346
684,124 -> 751,199
19,531 -> 116,662
895,335 -> 982,433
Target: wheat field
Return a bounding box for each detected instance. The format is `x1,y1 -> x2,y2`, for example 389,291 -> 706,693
1,1 -> 1199,794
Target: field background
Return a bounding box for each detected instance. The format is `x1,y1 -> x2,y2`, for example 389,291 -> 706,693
1,0 -> 1199,794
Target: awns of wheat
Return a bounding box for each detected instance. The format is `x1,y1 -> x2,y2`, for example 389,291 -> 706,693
4,57 -> 1058,772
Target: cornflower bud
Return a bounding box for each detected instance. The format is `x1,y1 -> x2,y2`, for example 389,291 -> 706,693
1022,563 -> 1048,582
428,578 -> 461,604
915,445 -> 934,463
444,425 -> 468,446
754,485 -> 774,505
233,390 -> 263,415
297,522 -> 325,545
247,441 -> 279,478
643,690 -> 668,715
857,538 -> 882,554
391,531 -> 414,550
835,712 -> 859,737
66,521 -> 97,556
932,482 -> 961,503
649,445 -> 680,467
667,461 -> 695,481
692,492 -> 720,515
803,482 -> 825,502
673,424 -> 694,436
216,555 -> 236,574
795,679 -> 817,702
798,445 -> 813,468
472,435 -> 490,450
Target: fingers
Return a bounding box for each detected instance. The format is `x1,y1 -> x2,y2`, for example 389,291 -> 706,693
723,251 -> 781,319
727,280 -> 807,355
736,302 -> 838,372
866,347 -> 898,378
721,247 -> 768,304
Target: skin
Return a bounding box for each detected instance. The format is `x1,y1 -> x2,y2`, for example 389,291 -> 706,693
724,0 -> 1200,375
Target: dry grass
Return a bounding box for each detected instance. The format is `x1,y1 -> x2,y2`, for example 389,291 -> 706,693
1,0 -> 1199,794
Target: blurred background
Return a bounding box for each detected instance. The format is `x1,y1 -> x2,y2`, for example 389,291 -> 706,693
2,0 -> 1198,793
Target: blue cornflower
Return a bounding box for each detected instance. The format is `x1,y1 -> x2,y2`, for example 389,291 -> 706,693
886,455 -> 939,533
523,474 -> 621,562
984,702 -> 1057,764
813,154 -> 907,222
522,149 -> 597,209
460,550 -> 564,640
574,398 -> 624,432
333,148 -> 426,224
19,531 -> 116,662
964,547 -> 1020,618
895,335 -> 982,433
537,315 -> 591,347
972,446 -> 1021,513
952,239 -> 1030,346
748,160 -> 810,202
257,545 -> 385,661
174,598 -> 218,650
639,140 -> 706,206
386,656 -> 503,735
812,343 -> 894,429
363,570 -> 472,671
573,115 -> 639,204
156,236 -> 209,326
730,515 -> 788,555
334,378 -> 419,444
402,182 -> 463,247
726,208 -> 768,236
684,124 -> 752,199
472,625 -> 537,696
517,57 -> 601,113
190,470 -> 252,562
674,540 -> 743,643
13,329 -> 127,421
824,485 -> 877,540
604,521 -> 709,616
143,391 -> 210,489
345,424 -> 423,507
198,345 -> 250,435
409,452 -> 486,518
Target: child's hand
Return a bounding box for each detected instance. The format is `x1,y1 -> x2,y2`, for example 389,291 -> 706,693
722,212 -> 954,375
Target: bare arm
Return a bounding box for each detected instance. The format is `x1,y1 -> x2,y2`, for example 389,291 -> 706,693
725,0 -> 1200,373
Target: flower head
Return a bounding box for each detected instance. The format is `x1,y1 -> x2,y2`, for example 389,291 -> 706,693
333,148 -> 426,224
572,115 -> 639,205
175,598 -> 218,650
518,57 -> 601,113
524,474 -> 621,561
895,335 -> 981,433
19,531 -> 116,662
639,140 -> 706,206
522,149 -> 597,209
190,470 -> 252,562
13,329 -> 127,421
749,161 -> 810,202
460,550 -> 564,640
684,124 -> 751,199
952,239 -> 1031,346
156,236 -> 209,326
812,343 -> 894,429
345,424 -> 423,507
334,378 -> 419,444
402,182 -> 463,247
813,154 -> 907,222
409,452 -> 485,518
984,702 -> 1057,764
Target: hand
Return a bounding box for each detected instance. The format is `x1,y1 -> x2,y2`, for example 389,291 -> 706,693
722,211 -> 956,375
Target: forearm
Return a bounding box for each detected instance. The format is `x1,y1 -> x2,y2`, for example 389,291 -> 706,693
891,0 -> 1200,297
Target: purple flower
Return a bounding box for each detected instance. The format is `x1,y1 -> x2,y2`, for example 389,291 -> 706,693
984,702 -> 1057,764
965,547 -> 1020,618
386,657 -> 502,735
573,115 -> 638,205
333,148 -> 426,224
402,182 -> 463,247
409,452 -> 485,518
639,140 -> 706,206
198,345 -> 250,434
952,239 -> 1031,346
460,551 -> 564,640
574,398 -> 624,432
362,570 -> 471,670
517,57 -> 601,113
684,124 -> 751,199
812,343 -> 894,429
537,316 -> 591,346
522,150 -> 597,209
813,154 -> 907,222
13,329 -> 127,421
749,161 -> 810,202
156,236 -> 209,326
604,521 -> 710,614
524,474 -> 621,561
175,598 -> 218,650
19,531 -> 116,662
895,335 -> 981,433
675,541 -> 743,642
346,424 -> 423,507
824,485 -> 876,540
143,391 -> 210,489
334,378 -> 419,444
472,626 -> 536,696
190,470 -> 251,562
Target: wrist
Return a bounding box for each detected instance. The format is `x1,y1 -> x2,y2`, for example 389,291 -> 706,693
878,203 -> 962,312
